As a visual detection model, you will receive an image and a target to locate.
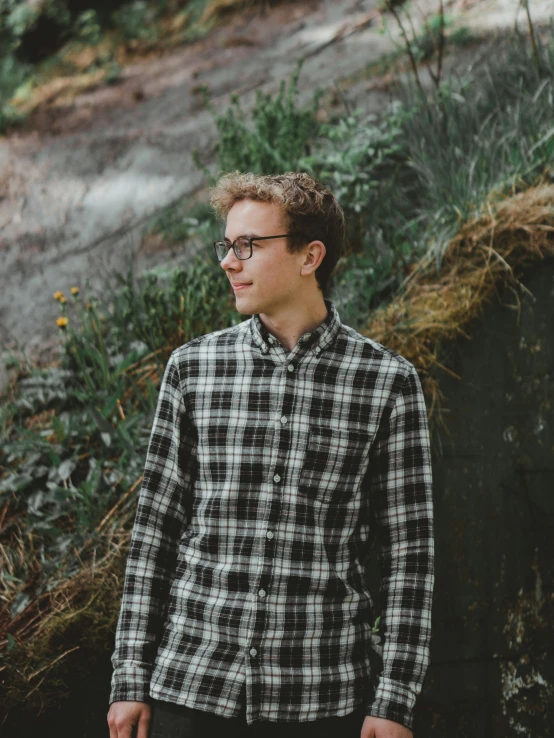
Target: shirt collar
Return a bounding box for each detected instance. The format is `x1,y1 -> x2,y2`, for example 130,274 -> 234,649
249,298 -> 341,354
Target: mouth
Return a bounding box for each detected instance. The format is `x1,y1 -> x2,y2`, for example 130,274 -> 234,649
231,282 -> 252,291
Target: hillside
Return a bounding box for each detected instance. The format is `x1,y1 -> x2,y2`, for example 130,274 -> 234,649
1,0 -> 552,377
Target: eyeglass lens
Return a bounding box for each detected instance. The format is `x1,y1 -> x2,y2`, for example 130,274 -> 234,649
215,238 -> 251,261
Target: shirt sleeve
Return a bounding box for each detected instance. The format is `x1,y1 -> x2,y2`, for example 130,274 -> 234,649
365,364 -> 435,731
109,351 -> 197,704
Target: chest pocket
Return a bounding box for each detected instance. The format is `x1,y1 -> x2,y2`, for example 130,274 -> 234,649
298,425 -> 371,506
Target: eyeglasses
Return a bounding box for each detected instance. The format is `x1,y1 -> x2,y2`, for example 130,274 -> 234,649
213,233 -> 305,262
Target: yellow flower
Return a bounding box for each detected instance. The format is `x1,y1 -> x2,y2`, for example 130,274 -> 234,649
59,295 -> 67,304
70,286 -> 79,295
53,291 -> 65,302
56,317 -> 68,329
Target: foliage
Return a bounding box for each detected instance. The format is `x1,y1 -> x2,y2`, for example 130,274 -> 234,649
320,30 -> 554,327
2,9 -> 554,725
0,0 -> 241,131
112,1 -> 158,42
197,60 -> 323,176
0,52 -> 29,132
397,30 -> 554,264
147,200 -> 221,249
164,30 -> 554,331
74,9 -> 103,46
0,254 -> 238,618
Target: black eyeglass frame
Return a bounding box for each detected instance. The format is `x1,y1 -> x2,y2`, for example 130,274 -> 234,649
213,233 -> 306,262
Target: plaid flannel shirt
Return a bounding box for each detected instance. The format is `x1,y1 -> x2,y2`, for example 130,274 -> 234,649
110,298 -> 435,729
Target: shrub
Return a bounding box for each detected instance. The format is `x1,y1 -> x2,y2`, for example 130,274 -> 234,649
111,1 -> 158,42
0,253 -> 238,609
0,52 -> 30,132
197,60 -> 323,176
322,30 -> 554,327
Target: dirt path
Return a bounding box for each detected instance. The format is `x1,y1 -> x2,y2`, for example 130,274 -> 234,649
0,0 -> 551,372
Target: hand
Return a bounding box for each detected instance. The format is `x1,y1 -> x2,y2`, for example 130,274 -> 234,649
361,715 -> 413,738
108,700 -> 152,738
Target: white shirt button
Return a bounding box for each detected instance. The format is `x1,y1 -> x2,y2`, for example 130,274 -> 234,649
250,648 -> 258,657
314,346 -> 321,354
273,474 -> 281,483
266,531 -> 274,540
268,336 -> 275,344
280,416 -> 287,424
258,589 -> 266,598
287,364 -> 294,372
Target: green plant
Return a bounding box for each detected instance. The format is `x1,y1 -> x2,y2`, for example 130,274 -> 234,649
3,2 -> 40,43
74,9 -> 103,46
398,31 -> 554,263
320,30 -> 554,326
104,59 -> 122,84
112,1 -> 158,42
146,200 -> 220,247
0,252 -> 239,613
1,0 -> 72,61
0,52 -> 30,132
197,60 -> 323,176
3,18 -> 554,723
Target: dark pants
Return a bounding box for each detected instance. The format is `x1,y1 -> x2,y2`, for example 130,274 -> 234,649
148,698 -> 367,738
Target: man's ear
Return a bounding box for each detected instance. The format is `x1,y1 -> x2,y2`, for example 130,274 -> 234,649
300,240 -> 326,277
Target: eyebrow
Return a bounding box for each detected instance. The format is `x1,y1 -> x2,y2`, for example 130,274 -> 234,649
223,233 -> 263,242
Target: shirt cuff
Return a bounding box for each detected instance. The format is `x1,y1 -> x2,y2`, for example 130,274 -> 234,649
366,677 -> 417,731
109,662 -> 152,705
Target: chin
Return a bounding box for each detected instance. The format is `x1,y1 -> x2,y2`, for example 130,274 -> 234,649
235,298 -> 256,315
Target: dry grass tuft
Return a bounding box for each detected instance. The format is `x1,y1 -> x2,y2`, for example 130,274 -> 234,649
2,181 -> 553,717
361,181 -> 554,425
200,0 -> 290,23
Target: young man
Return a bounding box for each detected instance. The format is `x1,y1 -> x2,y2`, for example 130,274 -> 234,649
107,172 -> 435,738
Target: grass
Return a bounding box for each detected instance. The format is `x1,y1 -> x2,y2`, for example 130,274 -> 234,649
362,13 -> 479,80
319,28 -> 554,327
1,12 -> 554,726
0,257 -> 238,626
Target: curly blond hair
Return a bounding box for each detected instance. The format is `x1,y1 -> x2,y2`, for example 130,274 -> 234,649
210,171 -> 345,293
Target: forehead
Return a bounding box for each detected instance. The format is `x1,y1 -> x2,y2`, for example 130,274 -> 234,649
225,199 -> 287,237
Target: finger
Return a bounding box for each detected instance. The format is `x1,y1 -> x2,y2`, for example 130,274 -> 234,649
113,719 -> 134,738
360,718 -> 375,738
107,711 -> 118,738
137,710 -> 151,738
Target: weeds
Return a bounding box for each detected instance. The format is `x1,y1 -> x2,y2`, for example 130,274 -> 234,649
0,53 -> 30,132
188,27 -> 554,330
324,29 -> 554,326
2,2 -> 554,723
0,254 -> 237,618
0,0 -> 258,129
195,60 -> 323,177
112,2 -> 159,43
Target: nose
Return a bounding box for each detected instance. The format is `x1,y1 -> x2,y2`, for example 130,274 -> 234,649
220,245 -> 242,272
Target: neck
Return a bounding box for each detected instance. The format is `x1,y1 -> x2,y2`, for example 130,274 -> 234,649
259,292 -> 328,352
